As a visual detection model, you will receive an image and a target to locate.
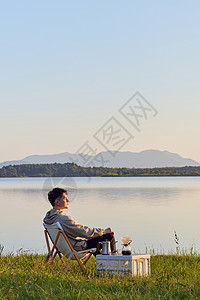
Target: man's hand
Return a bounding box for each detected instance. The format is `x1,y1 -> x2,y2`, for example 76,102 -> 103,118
105,227 -> 114,234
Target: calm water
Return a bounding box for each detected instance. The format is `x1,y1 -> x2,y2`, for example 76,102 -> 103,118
0,176 -> 200,254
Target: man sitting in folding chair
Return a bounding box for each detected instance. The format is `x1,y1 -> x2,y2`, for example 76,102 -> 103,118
43,188 -> 116,262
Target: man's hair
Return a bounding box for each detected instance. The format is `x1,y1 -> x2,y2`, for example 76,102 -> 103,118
48,187 -> 67,207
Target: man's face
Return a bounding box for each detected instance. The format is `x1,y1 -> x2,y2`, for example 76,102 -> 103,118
56,192 -> 69,210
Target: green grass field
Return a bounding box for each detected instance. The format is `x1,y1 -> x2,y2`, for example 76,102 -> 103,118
1,252 -> 200,299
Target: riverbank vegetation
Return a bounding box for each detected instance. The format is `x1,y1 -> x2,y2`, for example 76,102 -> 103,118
0,163 -> 200,177
1,253 -> 200,299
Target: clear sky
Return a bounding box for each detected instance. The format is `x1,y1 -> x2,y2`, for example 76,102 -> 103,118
0,0 -> 200,163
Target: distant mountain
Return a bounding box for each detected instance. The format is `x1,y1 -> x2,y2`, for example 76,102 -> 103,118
0,150 -> 199,169
95,150 -> 200,168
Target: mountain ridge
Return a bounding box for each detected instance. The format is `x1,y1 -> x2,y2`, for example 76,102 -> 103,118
0,150 -> 199,168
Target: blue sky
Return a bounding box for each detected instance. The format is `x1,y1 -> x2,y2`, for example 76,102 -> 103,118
0,1 -> 200,162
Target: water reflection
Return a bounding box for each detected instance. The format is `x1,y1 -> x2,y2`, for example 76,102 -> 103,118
0,177 -> 200,254
76,187 -> 181,206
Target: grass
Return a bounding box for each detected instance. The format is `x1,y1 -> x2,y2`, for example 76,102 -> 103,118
1,252 -> 200,299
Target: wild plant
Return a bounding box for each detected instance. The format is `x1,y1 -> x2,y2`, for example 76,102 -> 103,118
0,244 -> 4,256
174,231 -> 180,254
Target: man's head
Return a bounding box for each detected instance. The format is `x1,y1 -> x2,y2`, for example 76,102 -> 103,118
48,187 -> 69,210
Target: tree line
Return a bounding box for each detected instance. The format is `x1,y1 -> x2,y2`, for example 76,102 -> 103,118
0,163 -> 200,177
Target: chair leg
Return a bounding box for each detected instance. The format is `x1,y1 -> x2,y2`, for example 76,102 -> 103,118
63,254 -> 86,271
45,250 -> 64,266
45,252 -> 51,265
44,230 -> 62,266
53,250 -> 58,258
44,230 -> 51,253
83,252 -> 92,266
74,254 -> 87,271
57,251 -> 65,265
63,256 -> 72,270
49,230 -> 61,258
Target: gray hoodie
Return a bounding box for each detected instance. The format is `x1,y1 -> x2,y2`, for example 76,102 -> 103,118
43,209 -> 106,251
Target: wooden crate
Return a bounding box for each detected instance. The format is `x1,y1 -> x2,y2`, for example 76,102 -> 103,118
96,254 -> 150,277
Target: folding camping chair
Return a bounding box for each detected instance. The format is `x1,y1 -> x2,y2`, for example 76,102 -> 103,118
43,222 -> 96,270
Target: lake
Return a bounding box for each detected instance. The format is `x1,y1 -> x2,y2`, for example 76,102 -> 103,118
0,176 -> 200,254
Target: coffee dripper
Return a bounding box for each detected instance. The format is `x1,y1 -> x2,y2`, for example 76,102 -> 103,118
121,237 -> 132,255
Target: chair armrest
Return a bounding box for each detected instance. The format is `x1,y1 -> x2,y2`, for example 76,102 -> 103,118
89,248 -> 96,253
77,248 -> 96,254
